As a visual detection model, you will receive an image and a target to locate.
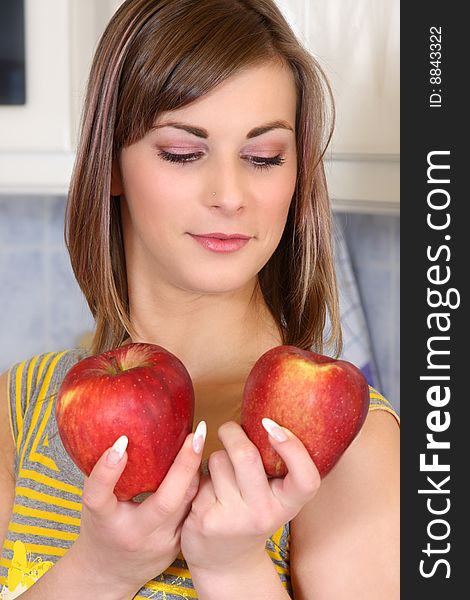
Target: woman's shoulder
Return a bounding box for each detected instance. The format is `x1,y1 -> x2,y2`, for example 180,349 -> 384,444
8,348 -> 85,386
6,348 -> 86,445
8,348 -> 85,398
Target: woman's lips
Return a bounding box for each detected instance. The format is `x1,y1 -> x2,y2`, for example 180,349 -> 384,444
189,233 -> 252,253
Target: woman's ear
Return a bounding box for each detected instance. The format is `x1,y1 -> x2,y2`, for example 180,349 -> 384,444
111,159 -> 124,196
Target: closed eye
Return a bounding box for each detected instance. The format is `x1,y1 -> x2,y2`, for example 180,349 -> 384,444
245,155 -> 286,170
157,150 -> 286,171
157,150 -> 203,164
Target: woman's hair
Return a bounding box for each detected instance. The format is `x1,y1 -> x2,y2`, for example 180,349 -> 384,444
66,0 -> 342,357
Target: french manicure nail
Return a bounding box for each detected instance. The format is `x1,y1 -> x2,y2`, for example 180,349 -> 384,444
107,435 -> 128,465
262,418 -> 288,442
192,421 -> 207,454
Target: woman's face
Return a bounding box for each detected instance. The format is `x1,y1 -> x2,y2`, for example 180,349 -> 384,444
114,61 -> 298,296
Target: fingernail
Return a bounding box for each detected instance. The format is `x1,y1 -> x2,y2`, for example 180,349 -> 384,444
107,435 -> 128,465
262,418 -> 288,442
192,421 -> 207,454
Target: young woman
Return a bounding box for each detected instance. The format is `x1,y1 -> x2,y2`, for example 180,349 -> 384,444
0,1 -> 399,598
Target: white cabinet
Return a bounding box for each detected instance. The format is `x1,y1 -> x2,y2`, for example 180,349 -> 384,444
0,0 -> 72,192
0,0 -> 112,194
1,0 -> 399,213
276,0 -> 399,213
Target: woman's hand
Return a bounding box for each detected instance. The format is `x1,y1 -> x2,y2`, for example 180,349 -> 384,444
180,419 -> 320,575
69,423 -> 206,598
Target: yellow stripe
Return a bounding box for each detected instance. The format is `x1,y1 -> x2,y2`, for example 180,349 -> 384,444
270,525 -> 284,552
26,354 -> 40,409
36,352 -> 56,385
19,468 -> 83,497
368,387 -> 393,406
8,521 -> 78,542
369,391 -> 388,399
6,368 -> 15,450
29,384 -> 60,472
19,352 -> 68,471
28,451 -> 60,473
15,487 -> 82,512
274,563 -> 289,576
265,551 -> 289,573
3,538 -> 67,558
160,559 -> 288,580
164,565 -> 191,578
13,504 -> 81,528
14,361 -> 25,454
369,396 -> 393,409
0,574 -> 6,586
142,579 -> 198,598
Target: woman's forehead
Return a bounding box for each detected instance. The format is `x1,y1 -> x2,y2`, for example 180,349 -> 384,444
151,62 -> 297,133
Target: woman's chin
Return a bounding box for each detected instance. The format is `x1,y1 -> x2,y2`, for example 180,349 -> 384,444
180,272 -> 258,296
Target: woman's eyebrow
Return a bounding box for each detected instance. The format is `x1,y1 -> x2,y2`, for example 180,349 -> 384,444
246,120 -> 294,139
152,119 -> 294,139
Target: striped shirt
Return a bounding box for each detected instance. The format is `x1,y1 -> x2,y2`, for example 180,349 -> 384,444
0,350 -> 398,599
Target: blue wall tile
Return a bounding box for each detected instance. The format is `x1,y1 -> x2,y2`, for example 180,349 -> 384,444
0,249 -> 47,369
0,195 -> 94,372
0,195 -> 45,246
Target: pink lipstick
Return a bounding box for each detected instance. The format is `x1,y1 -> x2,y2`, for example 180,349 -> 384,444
189,232 -> 251,253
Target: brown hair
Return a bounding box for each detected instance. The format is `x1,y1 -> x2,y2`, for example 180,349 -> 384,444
66,0 -> 342,357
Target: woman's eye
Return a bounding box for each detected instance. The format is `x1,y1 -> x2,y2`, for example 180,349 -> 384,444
246,155 -> 286,170
157,150 -> 203,164
157,149 -> 286,170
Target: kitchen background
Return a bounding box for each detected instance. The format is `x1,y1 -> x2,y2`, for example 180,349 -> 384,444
0,0 -> 400,413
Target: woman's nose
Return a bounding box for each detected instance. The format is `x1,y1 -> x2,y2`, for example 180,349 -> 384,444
205,160 -> 246,215
209,191 -> 244,215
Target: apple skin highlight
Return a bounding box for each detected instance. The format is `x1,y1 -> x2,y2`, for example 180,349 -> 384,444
55,343 -> 195,501
241,345 -> 370,478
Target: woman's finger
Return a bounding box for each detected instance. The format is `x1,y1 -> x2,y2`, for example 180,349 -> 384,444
217,421 -> 271,504
262,418 -> 321,509
139,421 -> 206,523
207,449 -> 239,503
190,473 -> 217,513
81,435 -> 129,517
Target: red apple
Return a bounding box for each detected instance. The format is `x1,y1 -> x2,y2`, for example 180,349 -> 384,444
55,342 -> 195,500
241,345 -> 369,478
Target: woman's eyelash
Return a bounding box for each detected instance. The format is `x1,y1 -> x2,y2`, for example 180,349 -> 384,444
246,155 -> 286,170
157,150 -> 286,170
157,150 -> 202,164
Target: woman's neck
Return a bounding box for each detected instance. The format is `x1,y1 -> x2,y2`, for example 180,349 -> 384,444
127,279 -> 282,382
